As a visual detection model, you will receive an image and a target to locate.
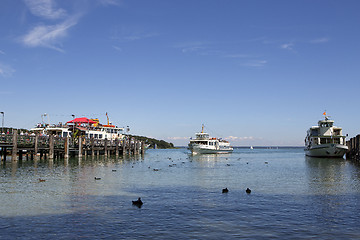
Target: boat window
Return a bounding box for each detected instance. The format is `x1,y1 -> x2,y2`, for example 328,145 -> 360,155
95,134 -> 98,139
311,129 -> 318,135
99,134 -> 103,139
63,132 -> 68,137
90,134 -> 93,138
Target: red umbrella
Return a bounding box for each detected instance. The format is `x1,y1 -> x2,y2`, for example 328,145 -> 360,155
67,117 -> 96,124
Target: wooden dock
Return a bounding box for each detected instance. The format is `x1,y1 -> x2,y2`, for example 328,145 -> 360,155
0,130 -> 145,161
346,135 -> 360,161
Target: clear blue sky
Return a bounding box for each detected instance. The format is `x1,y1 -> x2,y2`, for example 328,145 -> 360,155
1,0 -> 360,146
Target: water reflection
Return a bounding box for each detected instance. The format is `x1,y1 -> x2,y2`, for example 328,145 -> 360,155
305,156 -> 348,195
190,153 -> 231,166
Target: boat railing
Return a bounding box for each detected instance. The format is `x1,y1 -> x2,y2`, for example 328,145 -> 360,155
310,136 -> 346,145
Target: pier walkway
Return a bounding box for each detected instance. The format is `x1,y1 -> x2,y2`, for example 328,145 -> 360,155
0,130 -> 145,161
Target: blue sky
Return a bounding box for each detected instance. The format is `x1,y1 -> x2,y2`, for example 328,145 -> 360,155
1,0 -> 360,146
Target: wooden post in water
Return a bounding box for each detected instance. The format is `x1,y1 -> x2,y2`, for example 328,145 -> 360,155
134,141 -> 138,155
34,134 -> 39,160
91,138 -> 95,157
49,135 -> 54,159
129,138 -> 132,155
78,136 -> 82,158
64,137 -> 69,159
1,147 -> 5,161
104,139 -> 108,157
19,150 -> 23,161
141,141 -> 145,155
12,130 -> 18,161
115,139 -> 119,157
122,139 -> 126,156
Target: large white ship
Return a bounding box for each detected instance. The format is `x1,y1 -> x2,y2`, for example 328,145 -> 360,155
188,125 -> 233,154
31,114 -> 124,140
304,113 -> 348,158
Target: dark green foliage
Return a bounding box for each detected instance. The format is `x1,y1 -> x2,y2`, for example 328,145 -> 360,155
1,127 -> 29,134
128,135 -> 174,149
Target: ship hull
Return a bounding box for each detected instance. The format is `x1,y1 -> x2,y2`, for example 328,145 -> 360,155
305,143 -> 348,158
189,145 -> 233,154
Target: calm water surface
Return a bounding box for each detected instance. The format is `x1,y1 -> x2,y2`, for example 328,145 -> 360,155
1,148 -> 360,239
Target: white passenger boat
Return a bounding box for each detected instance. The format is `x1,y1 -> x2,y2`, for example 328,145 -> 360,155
188,125 -> 233,154
304,113 -> 348,158
31,114 -> 124,140
31,124 -> 71,137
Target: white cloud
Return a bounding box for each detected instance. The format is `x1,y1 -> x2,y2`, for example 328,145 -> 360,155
24,0 -> 67,20
181,46 -> 204,53
241,60 -> 267,67
123,32 -> 158,42
98,0 -> 123,6
167,137 -> 189,140
112,46 -> 122,52
223,54 -> 251,58
310,38 -> 329,44
226,136 -> 258,141
20,18 -> 77,52
0,63 -> 15,77
174,41 -> 208,54
281,43 -> 294,50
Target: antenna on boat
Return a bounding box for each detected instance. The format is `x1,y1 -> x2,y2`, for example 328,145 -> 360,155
323,110 -> 328,120
201,124 -> 204,133
41,113 -> 50,126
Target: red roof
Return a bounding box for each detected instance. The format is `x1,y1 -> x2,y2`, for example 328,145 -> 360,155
67,117 -> 96,124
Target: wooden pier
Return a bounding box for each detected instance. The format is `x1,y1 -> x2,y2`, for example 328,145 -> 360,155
346,135 -> 360,161
0,130 -> 145,162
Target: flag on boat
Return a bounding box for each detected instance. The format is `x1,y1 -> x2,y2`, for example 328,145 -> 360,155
323,111 -> 327,116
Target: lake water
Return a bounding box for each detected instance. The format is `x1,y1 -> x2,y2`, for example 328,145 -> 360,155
1,147 -> 360,239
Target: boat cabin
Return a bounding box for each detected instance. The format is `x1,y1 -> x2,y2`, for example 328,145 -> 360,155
306,118 -> 346,146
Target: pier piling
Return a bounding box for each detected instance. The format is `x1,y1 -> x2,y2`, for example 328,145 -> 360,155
11,130 -> 18,161
0,132 -> 146,162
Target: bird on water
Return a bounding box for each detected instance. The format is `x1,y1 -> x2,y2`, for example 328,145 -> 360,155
94,177 -> 101,180
132,197 -> 143,208
246,188 -> 251,194
222,188 -> 229,193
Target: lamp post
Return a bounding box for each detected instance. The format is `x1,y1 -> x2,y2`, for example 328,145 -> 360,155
0,112 -> 4,134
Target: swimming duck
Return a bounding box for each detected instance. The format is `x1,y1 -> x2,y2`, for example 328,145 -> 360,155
222,188 -> 229,193
246,188 -> 251,194
94,177 -> 101,180
132,197 -> 143,207
38,178 -> 46,182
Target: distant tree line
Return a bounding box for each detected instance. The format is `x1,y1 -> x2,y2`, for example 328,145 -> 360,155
1,127 -> 29,134
128,135 -> 175,149
1,128 -> 175,149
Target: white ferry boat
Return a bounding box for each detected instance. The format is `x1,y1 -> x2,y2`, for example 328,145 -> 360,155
31,123 -> 71,137
305,113 -> 348,158
31,115 -> 124,140
188,125 -> 233,154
